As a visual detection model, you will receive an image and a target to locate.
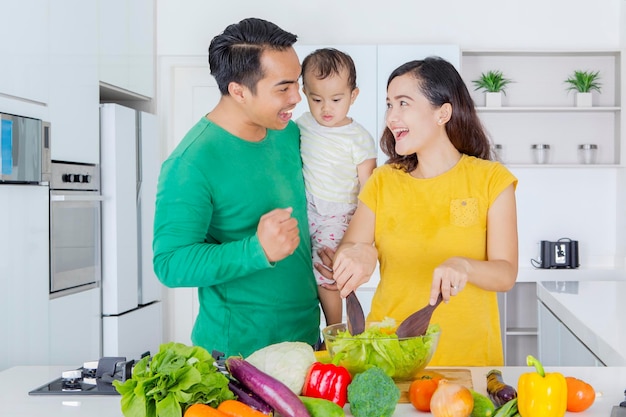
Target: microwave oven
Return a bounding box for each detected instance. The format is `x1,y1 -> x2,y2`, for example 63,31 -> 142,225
0,112 -> 51,183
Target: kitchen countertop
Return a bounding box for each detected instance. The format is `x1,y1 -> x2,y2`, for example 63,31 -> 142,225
2,365 -> 625,416
516,266 -> 626,283
537,280 -> 626,366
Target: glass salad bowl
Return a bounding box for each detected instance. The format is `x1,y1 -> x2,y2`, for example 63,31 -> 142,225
322,321 -> 441,380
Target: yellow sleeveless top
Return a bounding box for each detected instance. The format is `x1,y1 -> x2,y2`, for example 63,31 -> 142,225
360,155 -> 517,366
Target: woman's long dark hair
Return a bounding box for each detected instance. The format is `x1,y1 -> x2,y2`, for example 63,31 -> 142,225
380,57 -> 492,172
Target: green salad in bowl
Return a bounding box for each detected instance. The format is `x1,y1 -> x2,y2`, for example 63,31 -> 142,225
322,319 -> 441,380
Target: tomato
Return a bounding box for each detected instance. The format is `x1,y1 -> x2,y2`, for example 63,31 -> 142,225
408,377 -> 440,412
565,376 -> 595,412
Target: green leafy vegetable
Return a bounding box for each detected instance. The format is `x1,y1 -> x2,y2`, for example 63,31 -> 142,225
330,320 -> 440,378
113,342 -> 234,417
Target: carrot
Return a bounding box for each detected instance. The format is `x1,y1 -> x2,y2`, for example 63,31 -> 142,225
184,403 -> 229,417
217,399 -> 270,417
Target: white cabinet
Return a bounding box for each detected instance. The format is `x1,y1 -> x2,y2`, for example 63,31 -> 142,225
499,282 -> 539,365
461,51 -> 622,165
0,0 -> 49,104
503,282 -> 607,367
538,300 -> 604,366
99,0 -> 155,98
0,185 -> 50,372
48,0 -> 100,163
49,288 -> 102,365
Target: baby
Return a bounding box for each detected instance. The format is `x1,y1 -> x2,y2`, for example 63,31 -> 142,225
296,48 -> 377,326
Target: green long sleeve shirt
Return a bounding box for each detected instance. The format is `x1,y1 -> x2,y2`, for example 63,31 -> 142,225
153,117 -> 320,357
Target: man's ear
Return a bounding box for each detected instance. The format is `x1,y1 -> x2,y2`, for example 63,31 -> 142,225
228,82 -> 246,103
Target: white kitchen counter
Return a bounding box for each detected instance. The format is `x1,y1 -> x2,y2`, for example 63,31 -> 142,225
517,266 -> 626,283
2,365 -> 625,416
537,280 -> 626,366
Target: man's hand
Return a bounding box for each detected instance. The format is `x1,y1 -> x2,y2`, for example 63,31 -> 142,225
257,208 -> 300,262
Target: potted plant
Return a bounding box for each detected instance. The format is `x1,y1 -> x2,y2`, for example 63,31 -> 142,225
472,70 -> 514,107
565,70 -> 601,107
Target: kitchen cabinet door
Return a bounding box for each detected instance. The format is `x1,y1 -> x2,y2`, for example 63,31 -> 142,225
99,0 -> 155,98
538,301 -> 603,366
49,0 -> 100,164
0,0 -> 49,105
0,185 -> 50,371
99,0 -> 129,92
49,288 -> 102,365
128,0 -> 155,98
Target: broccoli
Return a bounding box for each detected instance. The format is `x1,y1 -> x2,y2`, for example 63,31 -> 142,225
347,367 -> 400,417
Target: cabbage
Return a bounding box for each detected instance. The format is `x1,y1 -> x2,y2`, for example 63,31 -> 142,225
245,341 -> 316,394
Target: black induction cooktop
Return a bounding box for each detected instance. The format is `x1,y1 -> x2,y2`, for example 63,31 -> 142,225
29,356 -> 137,396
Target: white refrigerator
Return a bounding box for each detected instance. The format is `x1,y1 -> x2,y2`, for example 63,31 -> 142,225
100,103 -> 163,360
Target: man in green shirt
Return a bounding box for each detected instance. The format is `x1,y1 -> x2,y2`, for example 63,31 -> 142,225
153,18 -> 320,357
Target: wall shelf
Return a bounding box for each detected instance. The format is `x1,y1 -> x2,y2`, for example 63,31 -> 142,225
462,49 -> 622,166
476,106 -> 620,112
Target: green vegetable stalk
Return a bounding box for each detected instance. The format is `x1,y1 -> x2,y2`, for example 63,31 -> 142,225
347,366 -> 400,417
113,342 -> 234,417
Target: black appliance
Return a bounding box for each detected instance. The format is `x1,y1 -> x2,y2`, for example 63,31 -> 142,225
28,356 -> 137,396
539,238 -> 579,269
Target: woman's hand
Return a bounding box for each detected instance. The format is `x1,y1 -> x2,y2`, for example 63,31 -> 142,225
333,243 -> 377,298
430,257 -> 470,304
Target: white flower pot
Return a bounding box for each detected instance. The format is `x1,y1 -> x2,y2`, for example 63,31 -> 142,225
485,92 -> 502,107
576,92 -> 592,107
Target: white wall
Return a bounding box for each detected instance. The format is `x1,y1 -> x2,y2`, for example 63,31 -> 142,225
157,0 -> 623,55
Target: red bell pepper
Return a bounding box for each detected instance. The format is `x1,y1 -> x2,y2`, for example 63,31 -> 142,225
302,362 -> 352,407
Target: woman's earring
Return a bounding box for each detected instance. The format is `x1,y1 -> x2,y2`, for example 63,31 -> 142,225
438,119 -> 443,125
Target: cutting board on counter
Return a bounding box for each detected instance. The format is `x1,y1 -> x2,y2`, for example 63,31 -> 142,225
396,368 -> 473,403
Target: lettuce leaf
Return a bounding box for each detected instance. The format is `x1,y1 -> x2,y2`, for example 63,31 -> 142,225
113,342 -> 234,417
330,321 -> 440,378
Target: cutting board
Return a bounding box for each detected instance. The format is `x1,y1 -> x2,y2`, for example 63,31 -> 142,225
396,368 -> 473,403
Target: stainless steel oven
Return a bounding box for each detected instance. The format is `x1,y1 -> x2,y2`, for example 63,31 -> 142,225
49,161 -> 102,298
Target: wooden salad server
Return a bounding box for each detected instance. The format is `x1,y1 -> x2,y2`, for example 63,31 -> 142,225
396,293 -> 444,338
345,291 -> 366,335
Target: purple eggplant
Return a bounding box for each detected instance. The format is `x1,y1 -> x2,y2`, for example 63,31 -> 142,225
226,357 -> 310,417
486,369 -> 517,407
228,378 -> 274,415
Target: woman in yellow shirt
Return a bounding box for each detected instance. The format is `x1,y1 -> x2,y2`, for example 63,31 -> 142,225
329,57 -> 518,366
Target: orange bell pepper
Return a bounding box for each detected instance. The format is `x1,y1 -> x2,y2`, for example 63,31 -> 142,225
517,355 -> 567,417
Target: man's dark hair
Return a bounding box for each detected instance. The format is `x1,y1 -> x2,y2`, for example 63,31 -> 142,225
208,18 -> 298,95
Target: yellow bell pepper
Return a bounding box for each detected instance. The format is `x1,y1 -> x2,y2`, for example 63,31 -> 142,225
517,355 -> 567,417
